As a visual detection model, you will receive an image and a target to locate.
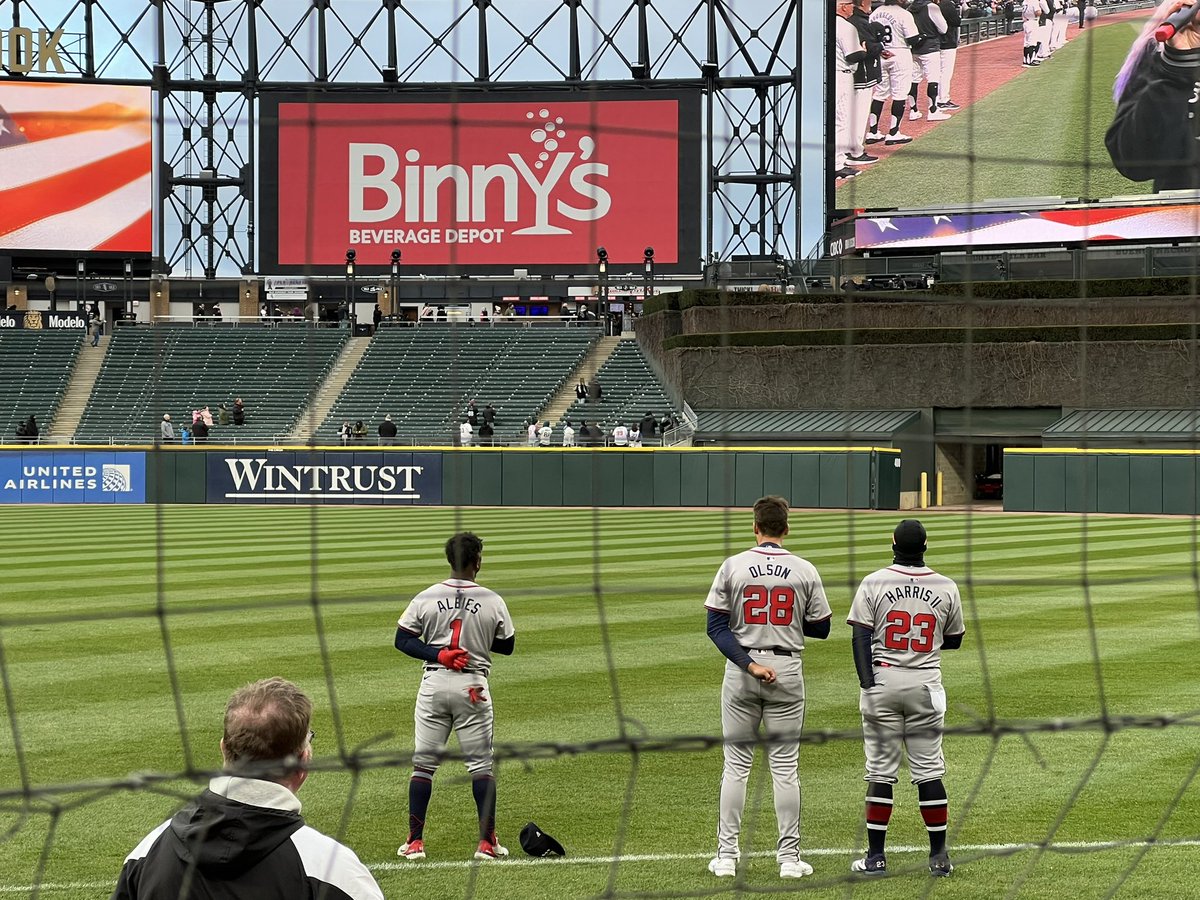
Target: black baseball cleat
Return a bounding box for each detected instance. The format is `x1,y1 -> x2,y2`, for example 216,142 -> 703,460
850,853 -> 887,876
929,852 -> 954,877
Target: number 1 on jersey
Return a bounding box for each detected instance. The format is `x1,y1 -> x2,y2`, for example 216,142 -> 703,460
449,619 -> 463,650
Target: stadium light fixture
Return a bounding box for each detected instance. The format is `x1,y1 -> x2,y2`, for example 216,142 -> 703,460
345,248 -> 357,278
596,246 -> 608,276
643,246 -> 655,300
596,247 -> 610,333
389,249 -> 401,320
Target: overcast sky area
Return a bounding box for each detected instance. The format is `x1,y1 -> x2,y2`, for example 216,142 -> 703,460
2,0 -> 822,275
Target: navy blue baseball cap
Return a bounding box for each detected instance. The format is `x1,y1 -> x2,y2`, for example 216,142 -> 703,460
520,822 -> 566,857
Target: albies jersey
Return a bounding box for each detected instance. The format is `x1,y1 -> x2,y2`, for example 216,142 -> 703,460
847,564 -> 964,669
398,578 -> 515,677
705,545 -> 832,651
869,3 -> 918,52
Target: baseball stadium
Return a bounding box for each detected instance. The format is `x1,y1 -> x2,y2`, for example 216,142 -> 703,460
2,1 -> 1200,899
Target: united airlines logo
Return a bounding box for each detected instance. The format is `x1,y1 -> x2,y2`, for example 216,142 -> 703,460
102,464 -> 132,492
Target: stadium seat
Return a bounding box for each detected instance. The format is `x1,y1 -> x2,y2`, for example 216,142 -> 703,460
323,323 -> 601,444
73,326 -> 347,443
0,331 -> 82,441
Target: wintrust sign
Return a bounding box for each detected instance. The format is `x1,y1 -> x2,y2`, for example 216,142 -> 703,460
262,93 -> 700,272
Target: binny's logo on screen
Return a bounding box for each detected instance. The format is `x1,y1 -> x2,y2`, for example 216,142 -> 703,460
348,106 -> 610,243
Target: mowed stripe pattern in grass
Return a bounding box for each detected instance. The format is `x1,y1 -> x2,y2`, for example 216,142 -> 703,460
836,20 -> 1151,211
1,506 -> 1199,899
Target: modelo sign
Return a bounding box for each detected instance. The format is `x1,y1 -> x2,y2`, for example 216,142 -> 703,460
260,92 -> 701,273
208,451 -> 443,505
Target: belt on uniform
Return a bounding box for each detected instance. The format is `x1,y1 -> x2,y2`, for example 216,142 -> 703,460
751,648 -> 793,657
874,661 -> 936,670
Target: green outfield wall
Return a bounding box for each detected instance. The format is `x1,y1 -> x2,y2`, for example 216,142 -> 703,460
1004,449 -> 1200,515
0,446 -> 902,509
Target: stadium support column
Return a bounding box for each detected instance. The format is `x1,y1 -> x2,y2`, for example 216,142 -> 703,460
240,279 -> 258,320
150,277 -> 170,322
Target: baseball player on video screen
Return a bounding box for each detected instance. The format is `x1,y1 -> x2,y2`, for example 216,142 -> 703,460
394,532 -> 516,862
704,496 -> 832,881
846,519 -> 965,878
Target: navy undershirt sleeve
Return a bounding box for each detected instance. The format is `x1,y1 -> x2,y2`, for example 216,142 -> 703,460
491,635 -> 516,656
395,627 -> 440,663
706,610 -> 753,670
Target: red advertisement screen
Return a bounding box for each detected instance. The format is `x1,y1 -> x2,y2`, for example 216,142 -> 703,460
0,82 -> 152,253
266,95 -> 697,270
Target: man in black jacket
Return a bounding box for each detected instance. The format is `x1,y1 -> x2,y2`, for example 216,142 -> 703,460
907,0 -> 951,121
378,413 -> 398,446
111,678 -> 383,900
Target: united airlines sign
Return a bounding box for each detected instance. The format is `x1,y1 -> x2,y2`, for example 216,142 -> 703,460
208,452 -> 442,504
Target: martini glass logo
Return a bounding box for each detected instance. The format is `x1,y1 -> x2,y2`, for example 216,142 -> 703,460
512,106 -> 605,236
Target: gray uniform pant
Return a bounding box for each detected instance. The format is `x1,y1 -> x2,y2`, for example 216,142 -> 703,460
412,667 -> 494,776
860,665 -> 946,784
717,651 -> 806,864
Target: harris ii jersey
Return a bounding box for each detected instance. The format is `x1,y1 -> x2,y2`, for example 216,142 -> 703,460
705,544 -> 832,650
398,578 -> 515,677
847,564 -> 964,669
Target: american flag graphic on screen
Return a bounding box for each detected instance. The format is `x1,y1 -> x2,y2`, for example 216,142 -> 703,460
0,83 -> 152,252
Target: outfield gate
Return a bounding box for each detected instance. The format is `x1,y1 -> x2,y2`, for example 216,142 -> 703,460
0,447 -> 902,509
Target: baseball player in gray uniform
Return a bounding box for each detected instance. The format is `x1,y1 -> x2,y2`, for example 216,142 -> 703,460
394,532 -> 516,862
704,496 -> 832,880
846,520 -> 964,878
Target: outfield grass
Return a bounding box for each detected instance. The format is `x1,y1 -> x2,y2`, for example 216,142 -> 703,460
1,506 -> 1198,898
836,19 -> 1154,210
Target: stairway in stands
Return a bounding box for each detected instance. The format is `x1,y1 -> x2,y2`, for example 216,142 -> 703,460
48,335 -> 109,443
539,335 -> 622,426
289,336 -> 372,443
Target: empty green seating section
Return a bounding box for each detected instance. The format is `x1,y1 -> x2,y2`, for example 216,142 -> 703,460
324,324 -> 600,443
0,331 -> 82,439
75,327 -> 347,443
565,340 -> 677,434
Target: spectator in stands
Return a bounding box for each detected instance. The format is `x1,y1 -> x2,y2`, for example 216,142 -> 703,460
630,423 -> 642,448
483,404 -> 496,428
640,411 -> 657,439
577,419 -> 590,446
480,308 -> 489,324
233,397 -> 246,426
527,419 -> 538,447
575,380 -> 588,401
562,420 -> 576,447
538,421 -> 553,447
337,421 -> 352,445
588,377 -> 603,403
90,315 -> 102,348
160,414 -> 174,443
16,415 -> 38,444
352,420 -> 368,444
373,303 -> 382,334
192,413 -> 209,443
379,414 -> 397,446
612,422 -> 629,447
459,418 -> 473,447
660,413 -> 674,436
478,420 -> 495,445
202,407 -> 215,430
218,403 -> 230,427
467,401 -> 479,427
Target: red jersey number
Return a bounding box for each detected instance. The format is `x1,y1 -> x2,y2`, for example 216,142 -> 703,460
742,585 -> 796,626
449,619 -> 463,650
882,610 -> 936,653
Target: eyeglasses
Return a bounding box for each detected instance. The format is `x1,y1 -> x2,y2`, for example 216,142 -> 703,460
307,729 -> 316,745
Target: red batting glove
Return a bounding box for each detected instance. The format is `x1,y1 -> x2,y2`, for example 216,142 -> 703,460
437,647 -> 469,671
